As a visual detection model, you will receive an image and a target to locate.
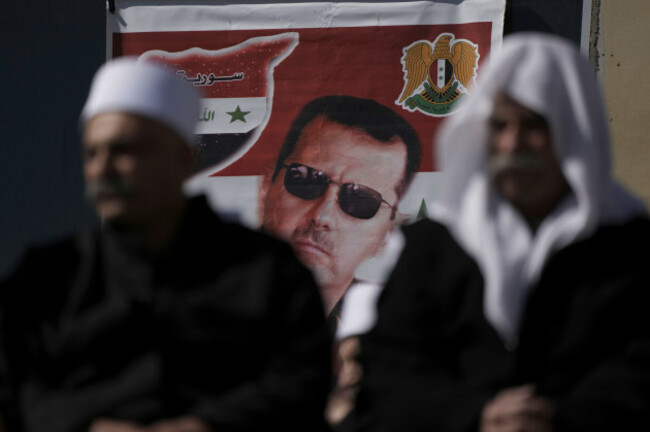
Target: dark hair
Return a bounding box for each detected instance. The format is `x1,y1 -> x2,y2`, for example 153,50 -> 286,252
272,95 -> 421,198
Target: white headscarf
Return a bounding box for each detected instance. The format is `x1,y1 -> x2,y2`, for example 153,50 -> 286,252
431,33 -> 646,347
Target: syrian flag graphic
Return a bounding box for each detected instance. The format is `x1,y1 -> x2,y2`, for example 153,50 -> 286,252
139,33 -> 298,175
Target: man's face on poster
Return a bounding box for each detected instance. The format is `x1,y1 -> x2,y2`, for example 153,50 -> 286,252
260,115 -> 407,293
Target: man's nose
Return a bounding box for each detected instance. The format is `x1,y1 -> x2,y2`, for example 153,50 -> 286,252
87,149 -> 116,180
306,185 -> 338,229
501,123 -> 527,153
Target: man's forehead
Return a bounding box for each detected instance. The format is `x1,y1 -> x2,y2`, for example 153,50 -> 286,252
84,112 -> 181,146
291,117 -> 405,165
491,93 -> 545,121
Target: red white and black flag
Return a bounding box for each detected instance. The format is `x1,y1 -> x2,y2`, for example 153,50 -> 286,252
140,33 -> 298,175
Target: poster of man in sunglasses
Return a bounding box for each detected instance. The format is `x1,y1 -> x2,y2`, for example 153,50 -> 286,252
107,3 -> 503,332
259,96 -> 421,322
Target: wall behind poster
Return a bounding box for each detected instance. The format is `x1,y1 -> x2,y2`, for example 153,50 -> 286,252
0,0 -> 587,278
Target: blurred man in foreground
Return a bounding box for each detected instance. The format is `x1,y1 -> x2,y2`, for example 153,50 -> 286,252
342,33 -> 650,432
0,58 -> 331,432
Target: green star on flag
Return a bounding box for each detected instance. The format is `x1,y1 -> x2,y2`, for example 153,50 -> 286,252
226,106 -> 251,123
417,198 -> 428,220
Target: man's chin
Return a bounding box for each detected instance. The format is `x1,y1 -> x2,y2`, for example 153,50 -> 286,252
309,265 -> 338,292
96,201 -> 134,224
292,240 -> 330,263
291,246 -> 334,283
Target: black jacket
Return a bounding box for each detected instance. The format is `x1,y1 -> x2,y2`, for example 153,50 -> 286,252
343,217 -> 650,432
0,196 -> 332,432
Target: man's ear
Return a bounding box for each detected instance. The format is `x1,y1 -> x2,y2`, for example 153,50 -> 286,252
258,164 -> 274,225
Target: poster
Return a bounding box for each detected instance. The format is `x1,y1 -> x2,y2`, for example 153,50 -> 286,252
108,0 -> 506,313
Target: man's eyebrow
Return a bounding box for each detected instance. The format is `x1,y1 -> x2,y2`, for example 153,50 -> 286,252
488,111 -> 547,123
110,131 -> 157,147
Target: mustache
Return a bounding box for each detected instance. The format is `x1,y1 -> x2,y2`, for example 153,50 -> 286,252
291,223 -> 334,254
488,153 -> 542,177
85,178 -> 135,201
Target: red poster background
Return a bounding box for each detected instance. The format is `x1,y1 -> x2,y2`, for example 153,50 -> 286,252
114,22 -> 492,176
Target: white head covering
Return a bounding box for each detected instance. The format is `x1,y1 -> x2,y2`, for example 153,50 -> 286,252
81,57 -> 200,146
431,33 -> 646,347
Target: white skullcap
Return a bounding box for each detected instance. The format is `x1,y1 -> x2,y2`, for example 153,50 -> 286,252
81,57 -> 200,146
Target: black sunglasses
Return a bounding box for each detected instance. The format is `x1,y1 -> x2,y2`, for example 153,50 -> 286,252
281,163 -> 396,220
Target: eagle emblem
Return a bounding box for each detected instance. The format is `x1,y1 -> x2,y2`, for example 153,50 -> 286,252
396,33 -> 479,117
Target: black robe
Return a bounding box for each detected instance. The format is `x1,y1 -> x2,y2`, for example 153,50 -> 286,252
341,217 -> 650,432
0,196 -> 332,432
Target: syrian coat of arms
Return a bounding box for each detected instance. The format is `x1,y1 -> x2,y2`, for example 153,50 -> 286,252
396,33 -> 479,117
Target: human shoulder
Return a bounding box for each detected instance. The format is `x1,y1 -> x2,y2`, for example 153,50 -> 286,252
398,217 -> 477,268
561,216 -> 650,261
545,216 -> 650,286
219,218 -> 298,265
593,215 -> 650,243
383,218 -> 483,310
400,217 -> 450,239
186,197 -> 314,304
0,230 -> 98,311
187,195 -> 297,261
2,231 -> 96,281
